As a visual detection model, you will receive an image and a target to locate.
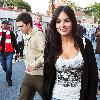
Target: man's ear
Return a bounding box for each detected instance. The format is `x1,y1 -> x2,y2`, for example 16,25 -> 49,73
27,23 -> 30,27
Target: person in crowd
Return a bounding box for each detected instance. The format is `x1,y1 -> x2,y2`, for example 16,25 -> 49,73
34,14 -> 44,33
95,23 -> 100,57
0,22 -> 2,63
77,20 -> 86,38
95,25 -> 100,35
16,12 -> 45,100
16,29 -> 24,59
0,21 -> 19,86
90,25 -> 96,42
43,5 -> 98,100
45,22 -> 50,36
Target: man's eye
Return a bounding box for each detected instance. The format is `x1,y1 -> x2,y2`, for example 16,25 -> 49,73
19,26 -> 23,27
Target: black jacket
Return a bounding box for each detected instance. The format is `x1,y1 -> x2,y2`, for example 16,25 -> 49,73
77,24 -> 86,38
43,36 -> 98,100
1,30 -> 19,54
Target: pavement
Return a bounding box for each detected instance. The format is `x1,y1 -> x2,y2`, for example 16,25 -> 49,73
0,60 -> 42,100
0,40 -> 100,100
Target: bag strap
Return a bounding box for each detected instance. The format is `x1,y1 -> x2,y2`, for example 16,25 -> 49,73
82,37 -> 86,48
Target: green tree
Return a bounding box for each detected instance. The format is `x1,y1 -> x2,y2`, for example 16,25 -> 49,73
65,1 -> 83,11
17,1 -> 31,12
0,0 -> 6,7
67,1 -> 77,10
0,0 -> 31,12
84,3 -> 100,23
0,0 -> 2,6
51,0 -> 82,15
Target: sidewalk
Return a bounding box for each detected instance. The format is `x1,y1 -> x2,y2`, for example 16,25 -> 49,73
0,60 -> 42,100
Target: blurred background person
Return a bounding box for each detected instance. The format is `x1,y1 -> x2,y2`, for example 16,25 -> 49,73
77,20 -> 86,38
45,22 -> 50,36
16,12 -> 45,100
16,29 -> 24,60
0,23 -> 2,64
90,25 -> 96,42
95,23 -> 100,57
0,21 -> 19,86
34,14 -> 44,33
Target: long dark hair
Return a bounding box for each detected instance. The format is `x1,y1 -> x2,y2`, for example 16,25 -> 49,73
44,5 -> 77,66
43,5 -> 78,100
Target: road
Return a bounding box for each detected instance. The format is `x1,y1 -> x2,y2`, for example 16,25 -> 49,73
0,41 -> 100,100
0,60 -> 42,100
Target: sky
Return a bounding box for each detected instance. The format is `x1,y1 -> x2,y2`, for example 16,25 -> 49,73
24,0 -> 49,14
72,0 -> 100,8
24,0 -> 100,14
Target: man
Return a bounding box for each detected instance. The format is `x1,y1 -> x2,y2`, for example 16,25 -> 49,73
16,13 -> 45,100
1,21 -> 19,86
16,29 -> 24,59
77,20 -> 86,38
90,25 -> 96,42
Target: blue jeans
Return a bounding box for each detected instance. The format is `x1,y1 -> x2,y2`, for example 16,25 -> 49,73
2,52 -> 13,81
0,52 -> 2,63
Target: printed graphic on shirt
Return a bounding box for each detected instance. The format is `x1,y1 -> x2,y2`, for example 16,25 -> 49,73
55,58 -> 84,87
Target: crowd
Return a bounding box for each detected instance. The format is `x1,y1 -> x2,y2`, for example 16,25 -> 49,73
0,5 -> 100,100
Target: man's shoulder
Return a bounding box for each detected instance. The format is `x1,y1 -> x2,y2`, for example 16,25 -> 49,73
33,26 -> 44,35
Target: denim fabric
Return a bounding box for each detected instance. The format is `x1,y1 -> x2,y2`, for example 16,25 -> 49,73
2,52 -> 13,80
0,52 -> 2,63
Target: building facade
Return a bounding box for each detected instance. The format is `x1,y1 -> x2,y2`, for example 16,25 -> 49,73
0,7 -> 52,33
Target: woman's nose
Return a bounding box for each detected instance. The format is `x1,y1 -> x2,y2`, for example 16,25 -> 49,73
61,21 -> 65,28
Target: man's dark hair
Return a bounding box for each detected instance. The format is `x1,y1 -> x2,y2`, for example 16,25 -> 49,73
16,12 -> 33,27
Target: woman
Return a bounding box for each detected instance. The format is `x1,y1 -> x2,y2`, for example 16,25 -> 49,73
43,6 -> 98,100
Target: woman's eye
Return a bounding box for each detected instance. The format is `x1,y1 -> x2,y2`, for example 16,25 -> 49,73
56,20 -> 60,23
65,19 -> 70,22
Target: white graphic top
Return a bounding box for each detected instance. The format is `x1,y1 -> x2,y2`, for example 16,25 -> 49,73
52,51 -> 84,100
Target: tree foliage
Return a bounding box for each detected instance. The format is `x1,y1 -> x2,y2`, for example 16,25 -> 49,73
0,0 -> 31,12
6,0 -> 17,7
66,1 -> 77,10
84,3 -> 100,23
0,0 -> 3,6
17,1 -> 31,12
62,1 -> 83,11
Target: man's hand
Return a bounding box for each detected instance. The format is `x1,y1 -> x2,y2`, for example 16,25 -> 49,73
25,66 -> 33,72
